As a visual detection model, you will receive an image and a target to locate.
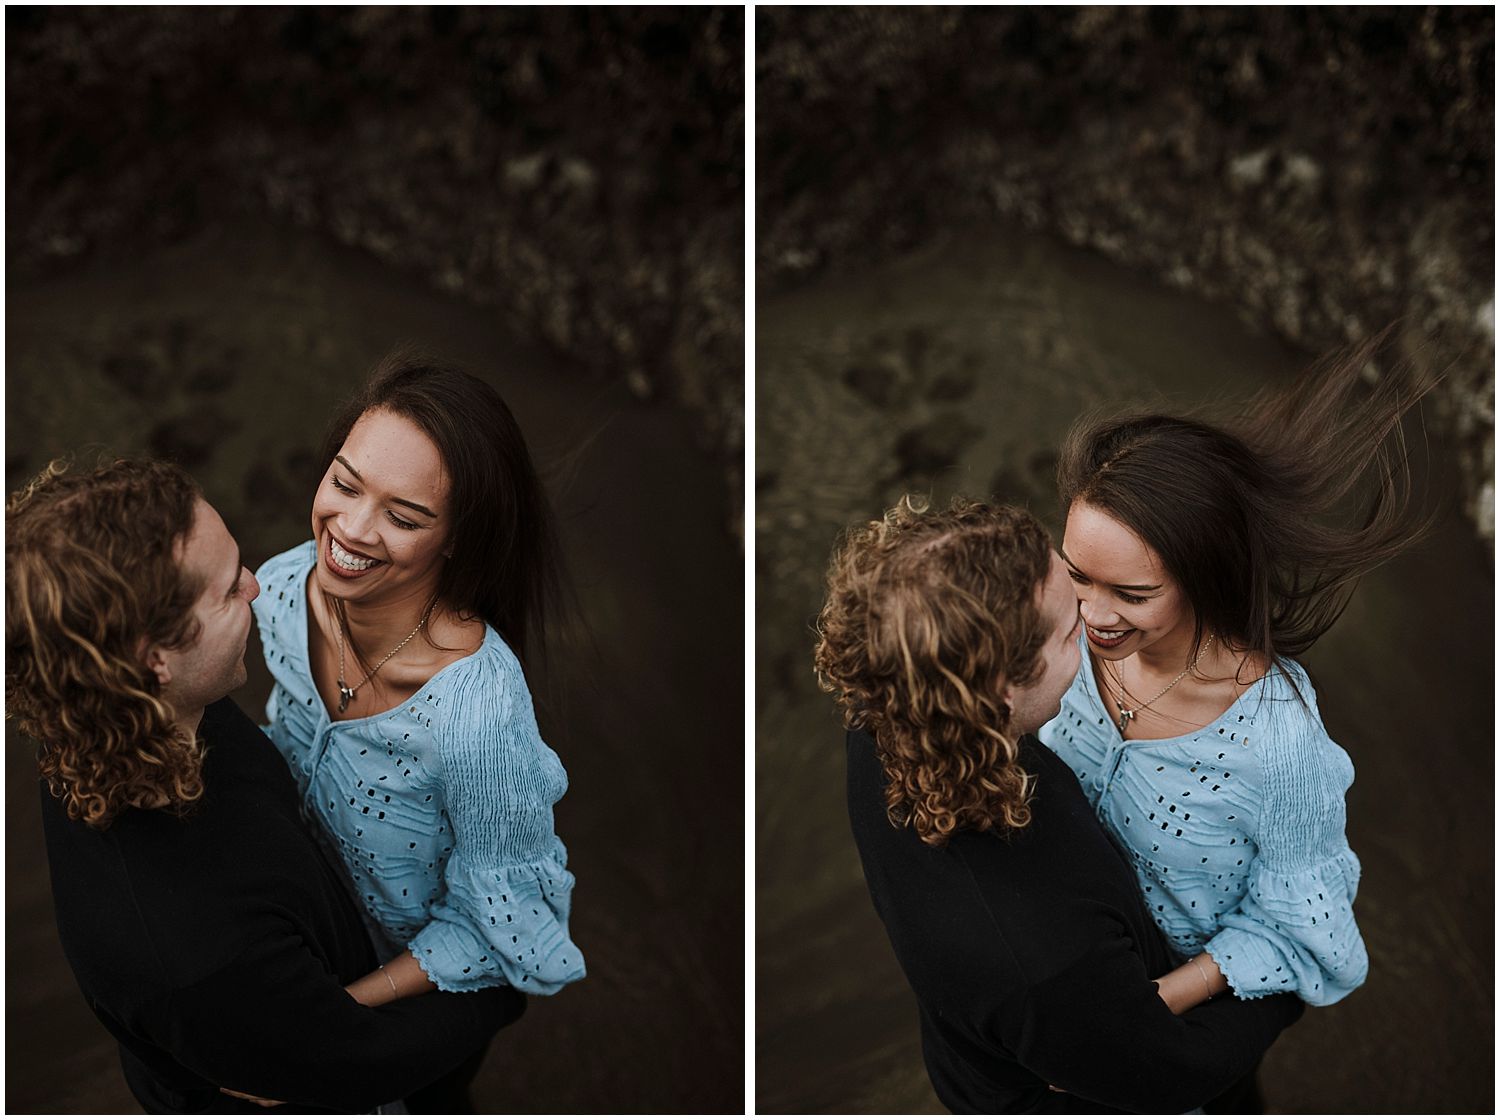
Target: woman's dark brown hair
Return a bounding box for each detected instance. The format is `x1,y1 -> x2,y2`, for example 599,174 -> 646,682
814,496 -> 1054,847
321,351 -> 563,662
1058,329 -> 1434,682
6,458 -> 208,829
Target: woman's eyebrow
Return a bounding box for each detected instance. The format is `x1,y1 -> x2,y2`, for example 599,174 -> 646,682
335,455 -> 439,519
1059,548 -> 1162,593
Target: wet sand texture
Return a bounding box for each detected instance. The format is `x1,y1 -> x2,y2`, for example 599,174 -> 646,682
5,222 -> 744,1113
754,225 -> 1493,1113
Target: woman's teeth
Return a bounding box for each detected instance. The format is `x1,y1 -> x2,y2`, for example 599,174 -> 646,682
330,539 -> 379,571
1088,626 -> 1131,640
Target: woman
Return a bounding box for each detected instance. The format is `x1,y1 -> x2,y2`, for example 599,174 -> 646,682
1039,332 -> 1430,1014
252,352 -> 585,1014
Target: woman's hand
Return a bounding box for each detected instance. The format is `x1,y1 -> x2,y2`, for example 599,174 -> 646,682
1153,951 -> 1228,1015
219,1086 -> 285,1107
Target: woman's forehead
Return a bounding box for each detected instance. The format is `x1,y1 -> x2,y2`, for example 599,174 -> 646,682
338,409 -> 449,501
1063,502 -> 1163,576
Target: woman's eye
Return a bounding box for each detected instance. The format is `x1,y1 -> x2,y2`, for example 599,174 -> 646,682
387,511 -> 419,531
1119,592 -> 1148,605
1067,569 -> 1087,585
330,476 -> 355,495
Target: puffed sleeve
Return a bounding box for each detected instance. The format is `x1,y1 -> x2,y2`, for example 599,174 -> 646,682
406,657 -> 586,996
1204,710 -> 1367,1006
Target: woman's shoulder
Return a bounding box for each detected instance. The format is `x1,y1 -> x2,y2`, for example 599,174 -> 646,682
424,627 -> 540,739
1243,657 -> 1352,785
1252,656 -> 1326,728
436,624 -> 527,685
255,540 -> 316,585
420,629 -> 564,799
251,542 -> 315,639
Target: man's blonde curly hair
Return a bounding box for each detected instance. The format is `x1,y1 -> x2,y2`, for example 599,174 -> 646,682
6,458 -> 208,829
814,495 -> 1053,847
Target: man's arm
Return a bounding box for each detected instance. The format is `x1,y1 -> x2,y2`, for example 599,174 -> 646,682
153,929 -> 525,1112
1011,927 -> 1302,1114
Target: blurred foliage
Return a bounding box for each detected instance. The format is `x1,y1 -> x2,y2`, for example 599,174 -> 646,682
757,6 -> 1494,538
7,6 -> 744,506
759,6 -> 1490,278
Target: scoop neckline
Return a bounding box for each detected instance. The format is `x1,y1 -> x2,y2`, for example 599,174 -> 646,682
295,551 -> 497,728
1076,630 -> 1276,746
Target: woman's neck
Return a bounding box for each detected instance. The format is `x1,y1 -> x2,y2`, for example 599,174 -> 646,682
337,584 -> 442,669
1132,622 -> 1210,679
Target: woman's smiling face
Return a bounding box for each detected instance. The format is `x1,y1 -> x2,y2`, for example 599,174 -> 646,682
310,407 -> 452,607
1061,501 -> 1194,661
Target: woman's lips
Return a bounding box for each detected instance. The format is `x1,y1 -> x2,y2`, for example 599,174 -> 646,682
323,533 -> 383,579
1086,624 -> 1136,650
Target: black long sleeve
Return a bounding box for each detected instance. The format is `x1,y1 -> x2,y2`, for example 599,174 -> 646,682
1009,926 -> 1299,1113
39,697 -> 525,1112
155,932 -> 522,1112
847,728 -> 1302,1114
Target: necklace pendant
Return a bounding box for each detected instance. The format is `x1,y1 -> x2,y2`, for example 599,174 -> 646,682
337,682 -> 355,714
1116,708 -> 1134,734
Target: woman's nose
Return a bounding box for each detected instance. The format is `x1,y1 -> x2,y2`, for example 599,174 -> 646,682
340,503 -> 379,542
1079,596 -> 1117,628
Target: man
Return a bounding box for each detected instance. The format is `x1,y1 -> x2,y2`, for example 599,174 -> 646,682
814,497 -> 1301,1114
6,458 -> 520,1113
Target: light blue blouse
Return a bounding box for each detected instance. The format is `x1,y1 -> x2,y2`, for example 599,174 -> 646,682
252,542 -> 585,996
1038,633 -> 1367,1006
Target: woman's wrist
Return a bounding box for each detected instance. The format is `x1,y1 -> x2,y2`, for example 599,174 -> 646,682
345,967 -> 398,1008
1154,953 -> 1226,1015
378,963 -> 400,1000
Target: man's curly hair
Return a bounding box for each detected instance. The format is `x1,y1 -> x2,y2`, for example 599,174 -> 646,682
6,458 -> 208,829
814,495 -> 1054,847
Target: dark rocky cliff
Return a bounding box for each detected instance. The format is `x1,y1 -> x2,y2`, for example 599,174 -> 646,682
7,5 -> 744,524
758,6 -> 1493,539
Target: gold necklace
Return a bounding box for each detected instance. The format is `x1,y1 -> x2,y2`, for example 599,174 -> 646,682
331,594 -> 438,714
1111,635 -> 1216,735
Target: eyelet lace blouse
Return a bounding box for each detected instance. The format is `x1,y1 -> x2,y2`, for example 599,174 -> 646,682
252,541 -> 585,996
1038,632 -> 1367,1006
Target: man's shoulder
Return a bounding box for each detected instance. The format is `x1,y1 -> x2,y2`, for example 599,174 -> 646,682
844,727 -> 1064,922
845,726 -> 1078,858
199,695 -> 273,749
844,724 -> 1146,961
41,699 -> 318,991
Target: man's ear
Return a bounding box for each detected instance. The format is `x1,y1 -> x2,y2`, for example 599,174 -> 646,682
141,643 -> 172,687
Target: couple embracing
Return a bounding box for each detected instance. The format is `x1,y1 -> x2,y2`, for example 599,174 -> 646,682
7,353 -> 583,1112
818,337 -> 1425,1113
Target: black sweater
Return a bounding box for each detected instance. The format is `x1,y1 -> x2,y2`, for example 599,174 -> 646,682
38,697 -> 524,1113
846,728 -> 1303,1114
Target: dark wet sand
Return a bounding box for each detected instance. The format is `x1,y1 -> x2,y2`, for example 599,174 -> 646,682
5,220 -> 744,1113
755,224 -> 1493,1113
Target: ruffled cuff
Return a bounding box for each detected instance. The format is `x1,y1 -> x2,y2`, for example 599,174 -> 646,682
1205,853 -> 1367,1007
408,850 -> 585,996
